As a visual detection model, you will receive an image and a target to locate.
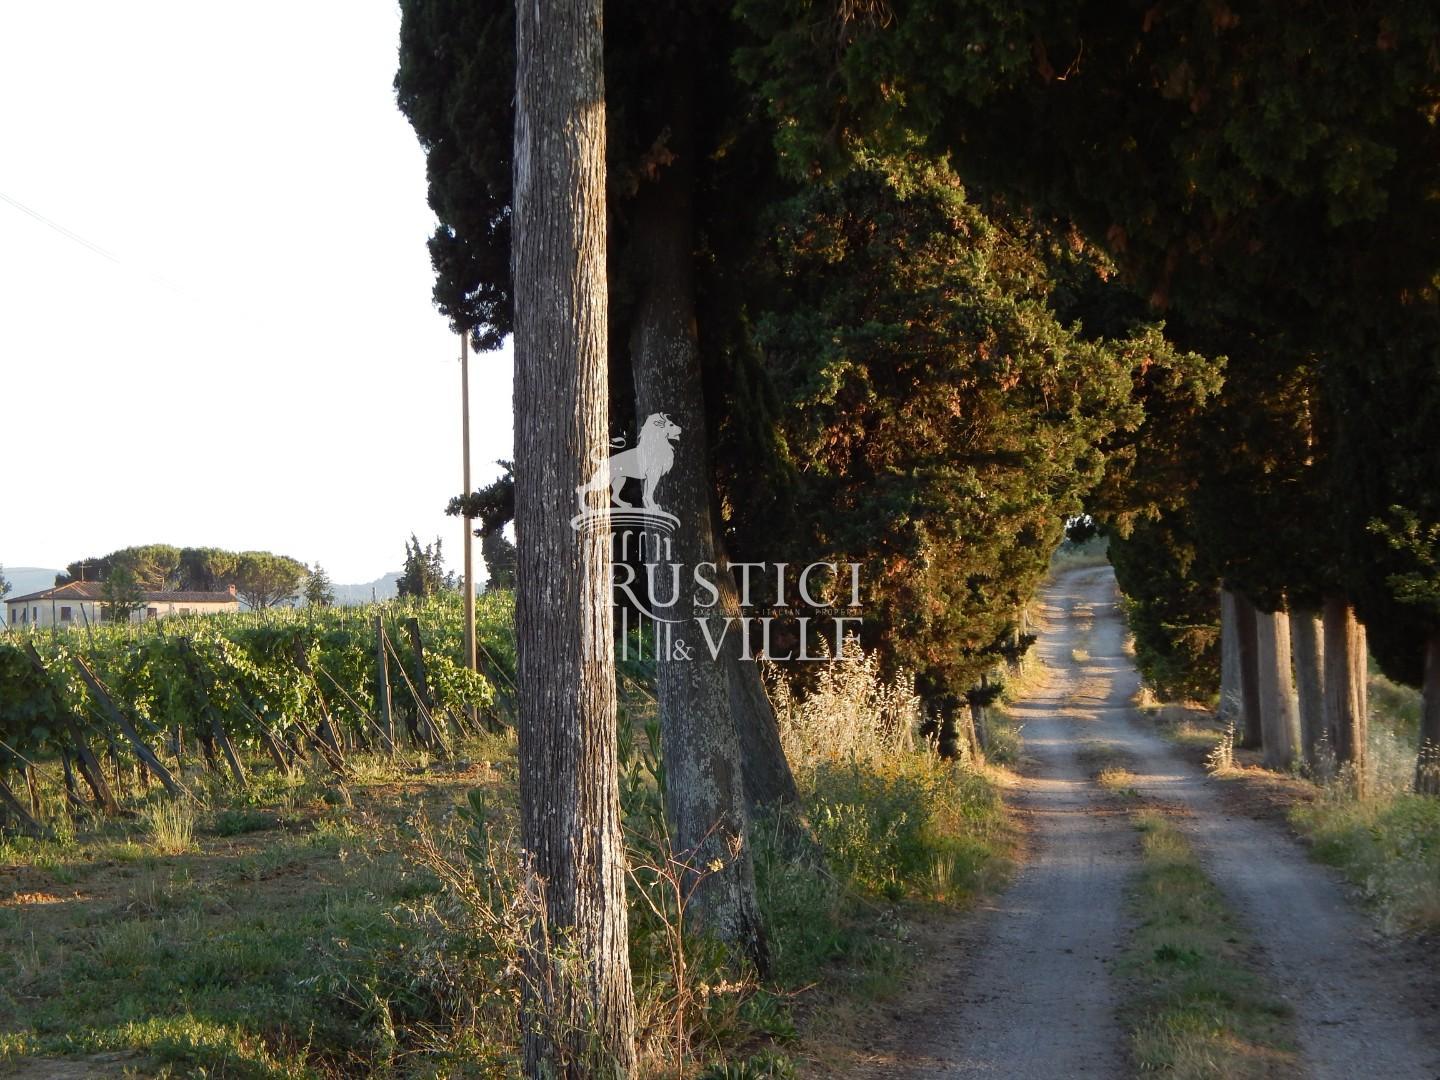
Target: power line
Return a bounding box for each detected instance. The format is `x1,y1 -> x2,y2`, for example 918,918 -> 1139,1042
0,189 -> 125,266
0,188 -> 194,301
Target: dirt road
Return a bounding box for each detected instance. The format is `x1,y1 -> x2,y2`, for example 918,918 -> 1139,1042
867,566 -> 1440,1079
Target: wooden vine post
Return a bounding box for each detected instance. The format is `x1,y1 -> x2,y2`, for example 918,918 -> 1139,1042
70,654 -> 183,798
180,640 -> 249,788
404,617 -> 452,755
374,615 -> 396,755
291,640 -> 347,773
20,642 -> 119,813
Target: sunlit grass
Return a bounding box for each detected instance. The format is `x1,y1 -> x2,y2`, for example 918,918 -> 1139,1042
1123,813 -> 1297,1078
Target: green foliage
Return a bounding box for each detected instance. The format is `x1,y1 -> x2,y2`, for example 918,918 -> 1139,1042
0,564 -> 10,600
806,760 -> 1007,903
728,155 -> 1191,703
395,0 -> 515,345
100,565 -> 145,623
233,552 -> 306,610
397,535 -> 449,600
1108,513 -> 1219,703
0,592 -> 502,780
58,545 -> 303,597
449,463 -> 517,591
303,563 -> 336,608
1370,506 -> 1440,621
735,0 -> 1440,326
739,0 -> 1440,701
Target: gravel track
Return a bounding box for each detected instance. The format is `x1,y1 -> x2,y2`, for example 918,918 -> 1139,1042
876,566 -> 1440,1079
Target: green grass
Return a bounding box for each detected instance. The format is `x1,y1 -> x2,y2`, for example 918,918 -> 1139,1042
1283,665 -> 1440,933
0,745 -> 492,1079
1291,792 -> 1440,933
1121,812 -> 1297,1079
1,726 -> 1014,1079
746,752 -> 1013,1070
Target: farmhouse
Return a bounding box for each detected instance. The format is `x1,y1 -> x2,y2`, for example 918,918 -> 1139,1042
4,581 -> 240,628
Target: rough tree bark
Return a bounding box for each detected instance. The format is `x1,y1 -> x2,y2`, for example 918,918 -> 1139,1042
1322,596 -> 1367,788
1218,588 -> 1243,722
1289,607 -> 1325,774
1416,632 -> 1440,794
628,71 -> 768,970
1254,606 -> 1300,770
1233,591 -> 1265,749
513,0 -> 637,1072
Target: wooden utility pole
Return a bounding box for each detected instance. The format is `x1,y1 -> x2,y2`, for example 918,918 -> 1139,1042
460,331 -> 477,710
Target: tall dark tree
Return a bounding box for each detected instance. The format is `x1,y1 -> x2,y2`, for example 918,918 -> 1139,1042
396,535 -> 447,600
729,157 -> 1201,709
741,0 -> 1440,785
511,0 -> 636,1072
398,0 -> 789,959
304,564 -> 336,608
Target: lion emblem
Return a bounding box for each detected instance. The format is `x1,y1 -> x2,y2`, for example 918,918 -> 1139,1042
576,412 -> 682,512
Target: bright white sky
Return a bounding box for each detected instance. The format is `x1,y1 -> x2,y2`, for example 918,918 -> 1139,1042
0,1 -> 513,583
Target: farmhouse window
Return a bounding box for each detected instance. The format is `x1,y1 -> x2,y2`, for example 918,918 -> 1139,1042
60,606 -> 72,622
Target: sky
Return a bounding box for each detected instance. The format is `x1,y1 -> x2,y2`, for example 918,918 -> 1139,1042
0,1 -> 513,583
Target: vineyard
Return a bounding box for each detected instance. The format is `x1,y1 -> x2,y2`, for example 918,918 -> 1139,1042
0,594 -> 512,831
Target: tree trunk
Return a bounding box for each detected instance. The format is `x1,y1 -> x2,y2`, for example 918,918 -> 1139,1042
1233,592 -> 1264,749
627,72 -> 770,971
948,695 -> 983,764
513,0 -> 636,1071
724,636 -> 799,812
1254,606 -> 1299,770
1289,607 -> 1325,775
717,536 -> 799,814
1218,588 -> 1243,722
1352,618 -> 1369,744
1322,596 -> 1366,786
1416,632 -> 1440,794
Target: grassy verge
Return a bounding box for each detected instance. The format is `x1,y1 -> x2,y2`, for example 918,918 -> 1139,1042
1291,792 -> 1440,934
753,658 -> 1018,1074
1121,812 -> 1297,1079
0,744 -> 496,1079
1,658 -> 1014,1077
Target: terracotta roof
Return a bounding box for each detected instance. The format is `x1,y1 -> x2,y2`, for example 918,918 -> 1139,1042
4,581 -> 238,605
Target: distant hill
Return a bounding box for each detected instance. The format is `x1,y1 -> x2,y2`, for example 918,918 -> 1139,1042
2,567 -> 64,599
332,572 -> 402,606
